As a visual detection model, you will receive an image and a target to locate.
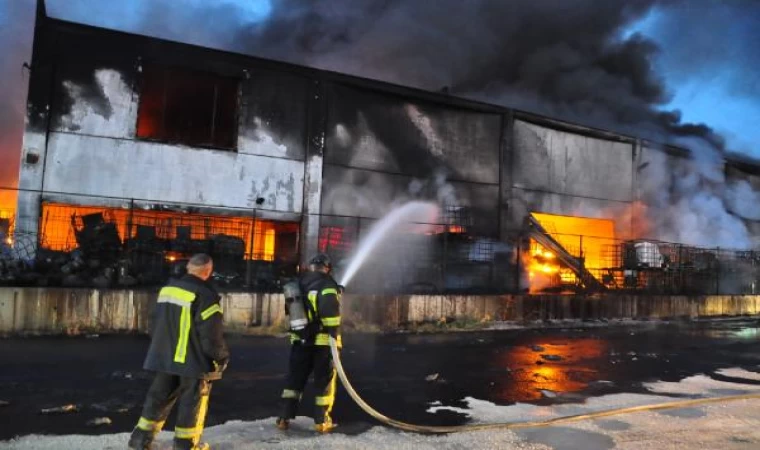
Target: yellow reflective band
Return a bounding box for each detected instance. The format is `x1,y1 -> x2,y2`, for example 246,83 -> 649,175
137,417 -> 163,431
194,391 -> 210,445
321,288 -> 338,296
315,395 -> 334,406
175,426 -> 201,439
315,333 -> 341,347
282,389 -> 301,399
174,306 -> 192,363
321,316 -> 341,326
315,333 -> 329,345
159,286 -> 196,303
200,304 -> 222,320
326,370 -> 338,414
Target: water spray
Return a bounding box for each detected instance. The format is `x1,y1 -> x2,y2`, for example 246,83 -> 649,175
339,201 -> 439,287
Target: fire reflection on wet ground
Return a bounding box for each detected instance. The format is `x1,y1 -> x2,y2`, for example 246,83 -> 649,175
491,338 -> 608,401
2,322 -> 760,438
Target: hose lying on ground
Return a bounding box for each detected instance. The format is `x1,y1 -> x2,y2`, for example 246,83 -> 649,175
329,337 -> 760,434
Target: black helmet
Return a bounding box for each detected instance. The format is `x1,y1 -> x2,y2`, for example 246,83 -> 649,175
309,253 -> 332,269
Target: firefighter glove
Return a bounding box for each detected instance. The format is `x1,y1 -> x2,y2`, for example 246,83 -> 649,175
213,358 -> 229,373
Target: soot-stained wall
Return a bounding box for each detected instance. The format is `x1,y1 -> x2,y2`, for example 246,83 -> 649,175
509,119 -> 636,234
20,19 -> 308,220
321,83 -> 502,237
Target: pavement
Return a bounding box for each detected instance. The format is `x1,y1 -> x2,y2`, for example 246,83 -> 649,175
2,319 -> 760,449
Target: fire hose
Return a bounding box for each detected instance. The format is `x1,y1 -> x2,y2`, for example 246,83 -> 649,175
329,337 -> 760,434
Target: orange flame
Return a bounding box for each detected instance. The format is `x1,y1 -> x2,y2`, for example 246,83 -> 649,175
39,203 -> 288,261
492,338 -> 608,401
527,212 -> 617,293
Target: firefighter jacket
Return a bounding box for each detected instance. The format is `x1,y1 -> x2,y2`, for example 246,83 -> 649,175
143,274 -> 229,379
290,271 -> 342,347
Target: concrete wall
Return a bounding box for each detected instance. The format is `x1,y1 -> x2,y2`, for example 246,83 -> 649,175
43,133 -> 304,212
509,120 -> 635,231
0,288 -> 286,335
3,287 -> 759,336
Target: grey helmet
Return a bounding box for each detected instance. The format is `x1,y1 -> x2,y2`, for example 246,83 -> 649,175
309,253 -> 332,270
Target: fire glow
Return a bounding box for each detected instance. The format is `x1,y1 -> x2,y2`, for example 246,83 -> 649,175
0,206 -> 14,247
527,212 -> 617,292
39,203 -> 287,261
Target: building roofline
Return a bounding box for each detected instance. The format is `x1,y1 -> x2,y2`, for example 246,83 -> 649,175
36,0 -> 47,19
44,15 -> 506,115
40,12 -> 759,174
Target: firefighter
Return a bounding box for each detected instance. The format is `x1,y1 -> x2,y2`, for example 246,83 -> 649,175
128,254 -> 229,450
277,253 -> 343,433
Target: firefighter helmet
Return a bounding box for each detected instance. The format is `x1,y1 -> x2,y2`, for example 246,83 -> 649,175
309,253 -> 332,269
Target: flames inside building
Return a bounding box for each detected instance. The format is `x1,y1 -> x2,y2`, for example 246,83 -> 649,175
1,202 -> 299,290
523,212 -> 760,295
526,213 -> 617,293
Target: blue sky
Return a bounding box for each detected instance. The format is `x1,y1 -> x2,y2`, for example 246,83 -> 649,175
624,5 -> 760,154
46,0 -> 272,30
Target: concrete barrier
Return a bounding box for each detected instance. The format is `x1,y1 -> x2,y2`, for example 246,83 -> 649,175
1,287 -> 759,336
0,288 -> 285,336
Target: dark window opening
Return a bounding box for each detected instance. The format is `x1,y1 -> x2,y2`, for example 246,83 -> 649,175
137,65 -> 238,149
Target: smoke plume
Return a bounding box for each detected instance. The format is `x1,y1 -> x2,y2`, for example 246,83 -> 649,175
2,0 -> 759,248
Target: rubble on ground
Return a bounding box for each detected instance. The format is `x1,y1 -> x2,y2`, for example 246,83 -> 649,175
40,404 -> 79,415
86,417 -> 112,427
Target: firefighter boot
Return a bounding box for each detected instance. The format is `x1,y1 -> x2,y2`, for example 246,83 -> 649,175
127,428 -> 154,450
277,394 -> 299,430
314,409 -> 337,434
173,439 -> 210,450
276,417 -> 290,430
314,417 -> 337,434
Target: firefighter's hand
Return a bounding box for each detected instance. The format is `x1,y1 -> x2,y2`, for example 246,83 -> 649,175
337,285 -> 345,294
213,358 -> 229,373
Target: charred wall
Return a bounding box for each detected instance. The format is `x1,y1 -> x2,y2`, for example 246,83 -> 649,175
19,18 -> 309,220
509,119 -> 636,235
321,83 -> 503,237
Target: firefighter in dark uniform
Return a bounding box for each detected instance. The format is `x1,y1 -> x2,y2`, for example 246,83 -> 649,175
276,253 -> 342,433
128,254 -> 229,450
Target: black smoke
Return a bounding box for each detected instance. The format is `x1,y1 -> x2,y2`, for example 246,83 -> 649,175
236,0 -> 675,141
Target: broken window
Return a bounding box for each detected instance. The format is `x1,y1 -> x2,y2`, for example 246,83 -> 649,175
136,65 -> 238,149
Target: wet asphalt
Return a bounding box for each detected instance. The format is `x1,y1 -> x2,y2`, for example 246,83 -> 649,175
1,319 -> 760,440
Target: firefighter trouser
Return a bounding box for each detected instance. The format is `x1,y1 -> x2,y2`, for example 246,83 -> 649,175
280,343 -> 338,424
128,372 -> 212,450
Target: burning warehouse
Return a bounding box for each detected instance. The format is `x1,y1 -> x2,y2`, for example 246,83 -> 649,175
5,2 -> 760,295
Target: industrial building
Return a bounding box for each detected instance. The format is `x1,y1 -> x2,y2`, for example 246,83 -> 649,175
7,2 -> 760,294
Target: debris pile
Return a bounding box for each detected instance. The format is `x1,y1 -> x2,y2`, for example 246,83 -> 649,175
0,211 -> 292,290
40,404 -> 79,415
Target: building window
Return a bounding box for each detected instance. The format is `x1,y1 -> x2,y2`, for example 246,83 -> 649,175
137,65 -> 238,149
